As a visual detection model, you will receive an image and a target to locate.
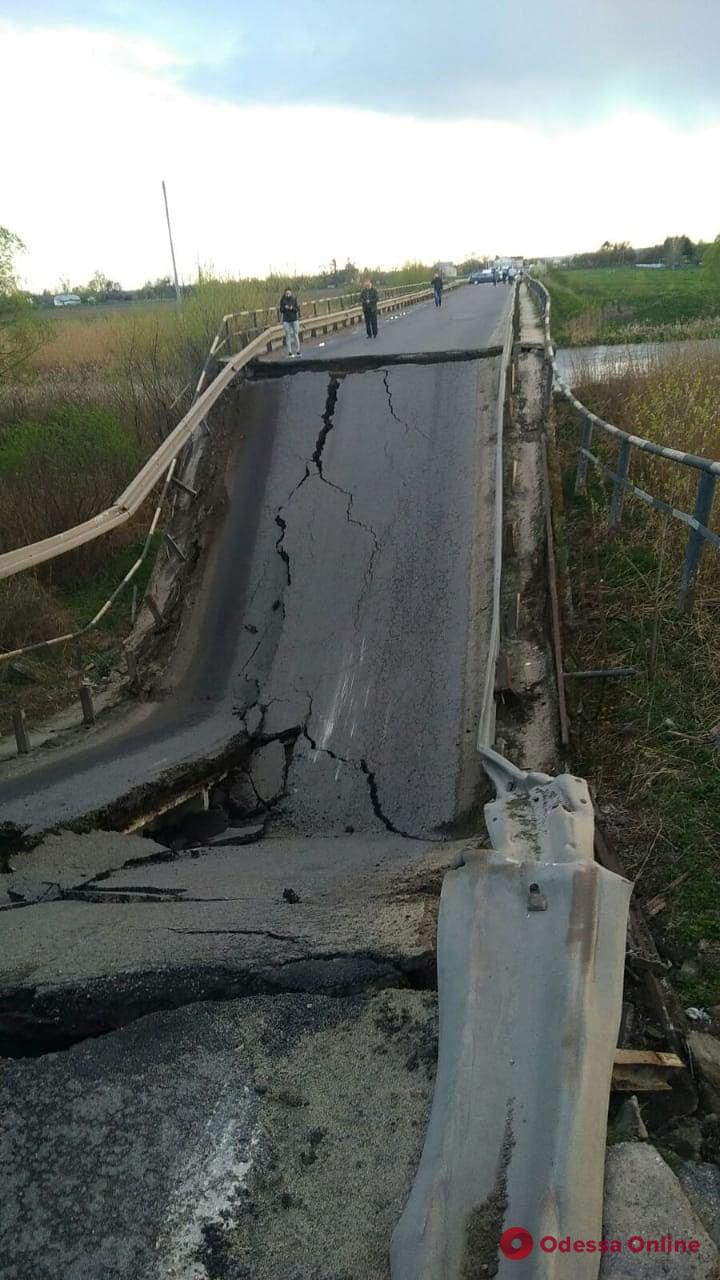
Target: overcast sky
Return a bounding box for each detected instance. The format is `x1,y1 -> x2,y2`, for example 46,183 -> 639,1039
3,2 -> 720,289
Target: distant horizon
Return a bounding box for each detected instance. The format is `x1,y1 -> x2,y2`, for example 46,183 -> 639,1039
25,234 -> 714,299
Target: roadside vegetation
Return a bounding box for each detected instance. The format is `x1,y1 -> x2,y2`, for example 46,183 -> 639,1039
0,234 -> 433,725
553,347 -> 720,1005
546,262 -> 720,346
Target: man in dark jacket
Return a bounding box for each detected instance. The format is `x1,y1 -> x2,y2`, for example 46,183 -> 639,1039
360,280 -> 378,337
432,270 -> 443,307
279,288 -> 301,356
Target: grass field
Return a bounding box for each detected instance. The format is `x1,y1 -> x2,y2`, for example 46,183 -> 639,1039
546,266 -> 720,346
553,348 -> 720,1005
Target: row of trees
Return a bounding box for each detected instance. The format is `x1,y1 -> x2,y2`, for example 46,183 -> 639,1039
562,235 -> 720,270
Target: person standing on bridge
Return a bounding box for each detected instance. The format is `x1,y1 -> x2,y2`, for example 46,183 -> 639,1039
360,279 -> 379,338
431,270 -> 443,307
279,287 -> 301,357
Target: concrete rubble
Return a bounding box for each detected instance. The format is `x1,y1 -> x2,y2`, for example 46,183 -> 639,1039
601,1143 -> 720,1278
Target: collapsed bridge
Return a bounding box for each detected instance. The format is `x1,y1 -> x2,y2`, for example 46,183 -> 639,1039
0,281 -> 637,1280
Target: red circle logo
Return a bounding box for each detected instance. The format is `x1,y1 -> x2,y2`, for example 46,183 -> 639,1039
500,1227 -> 534,1260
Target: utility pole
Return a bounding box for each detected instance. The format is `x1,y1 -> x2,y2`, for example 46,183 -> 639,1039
161,179 -> 182,305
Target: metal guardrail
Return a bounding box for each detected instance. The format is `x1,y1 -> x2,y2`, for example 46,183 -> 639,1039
0,280 -> 450,588
392,750 -> 631,1279
476,281 -> 519,749
527,275 -> 720,609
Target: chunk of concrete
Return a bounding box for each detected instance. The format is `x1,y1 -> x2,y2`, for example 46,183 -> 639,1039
200,823 -> 265,848
601,1143 -> 719,1277
614,1095 -> 648,1142
679,1163 -> 720,1249
249,739 -> 286,805
226,770 -> 263,817
244,703 -> 264,736
0,881 -> 62,910
1,829 -> 169,895
690,1032 -> 720,1113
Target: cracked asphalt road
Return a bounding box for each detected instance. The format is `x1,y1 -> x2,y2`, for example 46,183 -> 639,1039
0,286 -> 509,835
0,286 -> 512,1280
246,361 -> 500,837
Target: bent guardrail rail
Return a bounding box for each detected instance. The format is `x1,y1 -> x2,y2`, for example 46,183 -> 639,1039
0,280 -> 451,587
391,748 -> 631,1279
526,275 -> 720,610
476,282 -> 518,749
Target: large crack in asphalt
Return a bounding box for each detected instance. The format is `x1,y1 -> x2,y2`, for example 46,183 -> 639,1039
312,374 -> 341,477
382,368 -> 432,443
0,951 -> 437,1059
301,727 -> 423,841
271,374 -> 380,608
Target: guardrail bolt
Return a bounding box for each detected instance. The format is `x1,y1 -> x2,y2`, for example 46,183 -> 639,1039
528,881 -> 548,911
12,705 -> 30,755
79,679 -> 95,726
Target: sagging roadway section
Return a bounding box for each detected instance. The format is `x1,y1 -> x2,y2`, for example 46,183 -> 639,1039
0,282 -> 511,836
0,285 -> 521,1280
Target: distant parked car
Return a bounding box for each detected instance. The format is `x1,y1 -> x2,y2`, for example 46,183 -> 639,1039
53,292 -> 82,307
469,269 -> 494,284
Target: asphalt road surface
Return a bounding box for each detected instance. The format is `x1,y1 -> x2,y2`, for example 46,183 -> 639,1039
268,278 -> 511,360
0,284 -> 511,834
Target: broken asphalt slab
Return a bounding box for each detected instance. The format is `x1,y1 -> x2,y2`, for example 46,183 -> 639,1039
0,831 -> 462,1050
0,989 -> 438,1280
0,829 -> 171,908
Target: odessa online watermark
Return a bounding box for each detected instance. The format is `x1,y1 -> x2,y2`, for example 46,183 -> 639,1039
500,1227 -> 704,1260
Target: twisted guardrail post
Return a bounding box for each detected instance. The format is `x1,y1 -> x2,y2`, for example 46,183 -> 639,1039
391,749 -> 631,1280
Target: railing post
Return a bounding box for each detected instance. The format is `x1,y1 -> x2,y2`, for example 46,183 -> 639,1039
12,705 -> 30,755
79,679 -> 95,726
678,470 -> 717,611
575,415 -> 593,494
610,438 -> 632,528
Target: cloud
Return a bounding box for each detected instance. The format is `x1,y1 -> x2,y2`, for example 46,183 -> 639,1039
6,1 -> 720,124
2,20 -> 719,292
179,0 -> 720,125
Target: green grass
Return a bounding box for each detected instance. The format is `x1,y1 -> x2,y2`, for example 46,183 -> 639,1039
554,395 -> 720,1005
0,404 -> 141,479
0,534 -> 161,721
546,266 -> 720,345
57,533 -> 160,633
